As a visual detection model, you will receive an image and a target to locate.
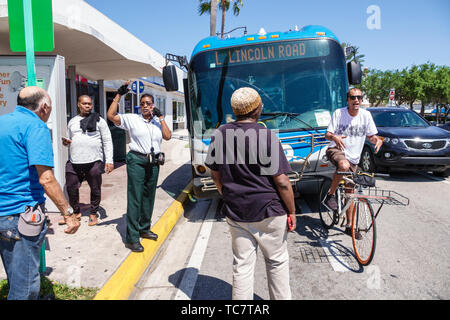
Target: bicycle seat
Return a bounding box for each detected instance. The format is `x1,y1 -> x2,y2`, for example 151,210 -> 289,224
352,172 -> 376,187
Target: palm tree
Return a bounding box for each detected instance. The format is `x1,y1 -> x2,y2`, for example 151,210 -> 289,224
199,0 -> 217,36
198,0 -> 243,38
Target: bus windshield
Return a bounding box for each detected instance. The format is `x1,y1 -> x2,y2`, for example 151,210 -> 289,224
189,39 -> 347,137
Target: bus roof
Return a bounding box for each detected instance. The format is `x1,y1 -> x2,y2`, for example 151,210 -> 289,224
191,25 -> 340,60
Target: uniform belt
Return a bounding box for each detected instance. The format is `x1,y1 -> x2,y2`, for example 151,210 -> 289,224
130,150 -> 151,158
130,150 -> 160,158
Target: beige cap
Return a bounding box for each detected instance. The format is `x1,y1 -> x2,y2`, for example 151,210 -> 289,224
230,87 -> 262,116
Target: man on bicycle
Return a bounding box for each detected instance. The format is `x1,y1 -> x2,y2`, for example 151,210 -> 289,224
324,88 -> 382,236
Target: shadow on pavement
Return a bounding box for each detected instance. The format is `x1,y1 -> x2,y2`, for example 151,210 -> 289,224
158,163 -> 192,200
293,205 -> 363,273
169,268 -> 263,300
384,171 -> 448,182
97,213 -> 128,244
76,204 -> 107,220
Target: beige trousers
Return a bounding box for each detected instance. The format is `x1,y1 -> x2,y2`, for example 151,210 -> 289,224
226,215 -> 292,300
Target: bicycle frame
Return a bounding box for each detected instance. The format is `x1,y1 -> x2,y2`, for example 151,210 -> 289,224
320,171 -> 409,266
333,177 -> 363,226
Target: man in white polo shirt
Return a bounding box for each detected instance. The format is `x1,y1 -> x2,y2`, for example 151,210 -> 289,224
62,95 -> 114,227
107,82 -> 172,252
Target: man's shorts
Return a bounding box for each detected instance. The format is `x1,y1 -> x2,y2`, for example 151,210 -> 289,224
326,147 -> 358,173
326,147 -> 358,190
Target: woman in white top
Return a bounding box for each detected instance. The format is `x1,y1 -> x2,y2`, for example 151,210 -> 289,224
108,81 -> 171,252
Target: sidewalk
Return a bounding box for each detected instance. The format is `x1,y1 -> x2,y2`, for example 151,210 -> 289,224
0,129 -> 192,290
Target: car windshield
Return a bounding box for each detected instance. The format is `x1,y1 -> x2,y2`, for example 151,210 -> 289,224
370,110 -> 429,127
189,39 -> 347,137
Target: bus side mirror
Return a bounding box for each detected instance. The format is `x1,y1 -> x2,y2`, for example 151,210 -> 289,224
347,60 -> 362,85
344,46 -> 354,58
163,65 -> 179,92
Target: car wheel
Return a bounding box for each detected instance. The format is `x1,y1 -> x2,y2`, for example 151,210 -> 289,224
359,147 -> 376,173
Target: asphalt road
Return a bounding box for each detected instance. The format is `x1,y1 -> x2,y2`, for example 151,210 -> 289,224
133,171 -> 449,300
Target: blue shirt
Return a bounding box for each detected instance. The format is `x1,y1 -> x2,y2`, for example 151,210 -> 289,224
0,106 -> 54,216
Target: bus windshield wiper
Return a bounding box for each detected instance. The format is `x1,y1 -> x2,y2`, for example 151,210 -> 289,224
261,112 -> 300,117
260,112 -> 320,133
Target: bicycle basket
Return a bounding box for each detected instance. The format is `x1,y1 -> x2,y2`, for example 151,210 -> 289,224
351,187 -> 410,206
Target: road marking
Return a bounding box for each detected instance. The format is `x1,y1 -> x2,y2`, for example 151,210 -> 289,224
174,199 -> 218,300
299,199 -> 351,272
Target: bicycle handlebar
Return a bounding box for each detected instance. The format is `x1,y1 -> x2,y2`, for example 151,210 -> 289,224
336,171 -> 389,177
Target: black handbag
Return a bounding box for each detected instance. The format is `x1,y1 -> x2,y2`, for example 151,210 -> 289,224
352,172 -> 376,187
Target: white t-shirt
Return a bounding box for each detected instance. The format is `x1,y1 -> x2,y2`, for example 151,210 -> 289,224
327,107 -> 378,164
67,115 -> 113,164
117,113 -> 163,154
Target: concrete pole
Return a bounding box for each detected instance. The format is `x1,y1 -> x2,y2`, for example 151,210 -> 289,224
98,79 -> 106,118
68,65 -> 77,117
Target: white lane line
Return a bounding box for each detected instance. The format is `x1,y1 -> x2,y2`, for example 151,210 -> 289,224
174,199 -> 218,300
299,199 -> 351,272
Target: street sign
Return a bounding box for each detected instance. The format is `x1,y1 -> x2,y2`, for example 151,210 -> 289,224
389,89 -> 395,101
131,80 -> 145,94
8,0 -> 54,52
389,89 -> 396,106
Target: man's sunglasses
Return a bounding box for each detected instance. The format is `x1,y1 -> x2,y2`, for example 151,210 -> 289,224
349,95 -> 363,101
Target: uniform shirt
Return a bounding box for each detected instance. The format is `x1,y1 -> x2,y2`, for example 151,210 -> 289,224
205,122 -> 291,222
327,107 -> 378,164
67,115 -> 113,164
117,113 -> 162,154
0,106 -> 54,216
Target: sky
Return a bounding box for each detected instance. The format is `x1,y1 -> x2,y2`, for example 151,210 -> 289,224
84,0 -> 450,71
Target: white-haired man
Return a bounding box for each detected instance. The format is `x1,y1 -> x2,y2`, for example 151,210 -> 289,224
0,87 -> 79,300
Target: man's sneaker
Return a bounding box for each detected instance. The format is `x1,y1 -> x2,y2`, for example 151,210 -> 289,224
325,194 -> 338,211
345,226 -> 362,240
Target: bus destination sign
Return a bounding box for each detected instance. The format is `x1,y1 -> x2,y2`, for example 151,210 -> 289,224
210,40 -> 329,68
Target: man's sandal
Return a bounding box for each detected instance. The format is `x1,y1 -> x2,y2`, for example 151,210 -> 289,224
88,214 -> 98,226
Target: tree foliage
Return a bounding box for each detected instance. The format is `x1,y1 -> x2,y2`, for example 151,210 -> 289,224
359,62 -> 450,122
198,0 -> 243,38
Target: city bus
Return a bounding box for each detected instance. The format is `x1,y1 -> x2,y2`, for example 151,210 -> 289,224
163,25 -> 361,198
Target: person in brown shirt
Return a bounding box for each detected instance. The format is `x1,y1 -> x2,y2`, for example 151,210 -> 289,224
206,87 -> 296,300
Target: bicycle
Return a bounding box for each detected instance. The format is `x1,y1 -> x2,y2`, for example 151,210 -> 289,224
319,171 -> 409,266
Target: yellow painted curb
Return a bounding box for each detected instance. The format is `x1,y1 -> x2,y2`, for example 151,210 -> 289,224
94,181 -> 193,300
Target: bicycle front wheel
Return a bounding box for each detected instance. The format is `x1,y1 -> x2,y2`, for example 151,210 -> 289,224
352,199 -> 376,266
319,180 -> 337,229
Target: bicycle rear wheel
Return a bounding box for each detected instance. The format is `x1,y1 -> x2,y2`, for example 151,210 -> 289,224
319,180 -> 337,229
352,199 -> 376,266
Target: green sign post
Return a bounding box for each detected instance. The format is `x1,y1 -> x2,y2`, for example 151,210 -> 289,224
8,0 -> 54,272
8,0 -> 54,51
8,0 -> 54,85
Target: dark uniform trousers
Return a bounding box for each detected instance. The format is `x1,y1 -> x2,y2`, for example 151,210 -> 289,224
125,151 -> 160,244
66,160 -> 104,215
